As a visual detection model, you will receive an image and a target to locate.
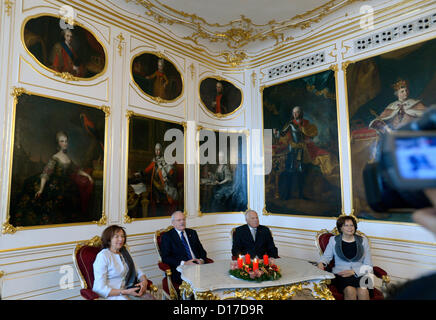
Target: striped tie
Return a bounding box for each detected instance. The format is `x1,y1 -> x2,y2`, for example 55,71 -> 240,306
180,231 -> 193,260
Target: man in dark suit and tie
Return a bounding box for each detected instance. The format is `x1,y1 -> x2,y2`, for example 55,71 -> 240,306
232,210 -> 279,259
160,211 -> 209,286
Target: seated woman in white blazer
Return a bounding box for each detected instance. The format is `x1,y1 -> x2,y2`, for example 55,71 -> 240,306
93,225 -> 155,300
317,215 -> 373,300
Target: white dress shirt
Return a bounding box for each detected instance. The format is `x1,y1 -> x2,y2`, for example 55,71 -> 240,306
93,248 -> 145,300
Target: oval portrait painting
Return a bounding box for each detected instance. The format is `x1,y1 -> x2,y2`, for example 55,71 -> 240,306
23,16 -> 106,79
200,78 -> 242,116
132,53 -> 183,101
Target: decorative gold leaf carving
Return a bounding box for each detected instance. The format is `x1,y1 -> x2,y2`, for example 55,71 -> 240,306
221,51 -> 247,67
2,221 -> 17,234
4,0 -> 13,16
129,0 -> 368,51
54,71 -> 79,81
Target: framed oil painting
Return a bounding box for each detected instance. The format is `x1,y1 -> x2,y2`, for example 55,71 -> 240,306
263,69 -> 342,217
347,37 -> 436,223
126,113 -> 185,219
23,15 -> 106,79
199,129 -> 248,214
6,91 -> 107,230
131,53 -> 183,102
199,77 -> 242,116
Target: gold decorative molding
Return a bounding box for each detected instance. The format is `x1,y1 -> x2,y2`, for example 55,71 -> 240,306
341,60 -> 353,73
78,235 -> 102,248
189,63 -> 195,80
224,281 -> 334,300
4,0 -> 13,16
179,281 -> 194,299
221,51 -> 247,67
262,206 -> 270,216
341,44 -> 352,59
329,64 -> 338,73
2,221 -> 17,234
382,275 -> 391,285
116,33 -> 125,56
312,280 -> 335,300
251,71 -> 257,87
100,105 -> 111,114
96,212 -> 107,226
0,270 -> 5,278
180,279 -> 334,300
54,71 -> 79,81
11,86 -> 27,98
130,0 -> 369,51
124,213 -> 133,224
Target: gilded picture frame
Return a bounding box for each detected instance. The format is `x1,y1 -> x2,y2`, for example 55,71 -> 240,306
199,76 -> 243,117
131,52 -> 184,103
262,69 -> 342,218
22,14 -> 107,81
198,127 -> 248,215
346,37 -> 436,223
125,112 -> 185,220
3,89 -> 108,233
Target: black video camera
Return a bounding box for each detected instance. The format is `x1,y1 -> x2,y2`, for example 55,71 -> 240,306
363,106 -> 436,212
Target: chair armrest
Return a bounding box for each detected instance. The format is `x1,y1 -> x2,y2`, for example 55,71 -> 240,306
146,279 -> 159,298
373,266 -> 387,278
158,262 -> 171,272
80,289 -> 100,300
373,266 -> 390,285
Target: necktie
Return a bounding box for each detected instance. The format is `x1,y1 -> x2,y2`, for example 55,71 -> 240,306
251,228 -> 257,242
180,231 -> 193,260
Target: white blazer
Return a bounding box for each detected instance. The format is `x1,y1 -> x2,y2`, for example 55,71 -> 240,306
92,248 -> 145,300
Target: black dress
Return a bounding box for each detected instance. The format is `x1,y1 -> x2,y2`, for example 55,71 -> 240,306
332,240 -> 363,293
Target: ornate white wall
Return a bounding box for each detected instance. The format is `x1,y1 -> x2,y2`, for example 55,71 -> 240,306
0,0 -> 435,299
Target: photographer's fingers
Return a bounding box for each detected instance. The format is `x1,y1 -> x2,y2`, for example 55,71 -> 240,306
424,189 -> 436,207
413,208 -> 436,235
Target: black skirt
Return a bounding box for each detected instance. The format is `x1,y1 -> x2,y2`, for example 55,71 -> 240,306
332,274 -> 363,293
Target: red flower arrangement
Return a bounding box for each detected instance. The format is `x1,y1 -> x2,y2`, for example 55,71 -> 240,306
229,257 -> 281,282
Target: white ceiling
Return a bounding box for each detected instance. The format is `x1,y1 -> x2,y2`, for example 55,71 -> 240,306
155,0 -> 331,26
115,0 -> 368,59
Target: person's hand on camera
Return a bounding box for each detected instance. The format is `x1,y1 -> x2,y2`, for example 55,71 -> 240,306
413,189 -> 436,235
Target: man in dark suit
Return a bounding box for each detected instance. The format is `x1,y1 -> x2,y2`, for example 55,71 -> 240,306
160,211 -> 209,286
232,210 -> 279,259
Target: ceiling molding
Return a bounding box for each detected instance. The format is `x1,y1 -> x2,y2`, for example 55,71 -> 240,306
128,0 -> 369,52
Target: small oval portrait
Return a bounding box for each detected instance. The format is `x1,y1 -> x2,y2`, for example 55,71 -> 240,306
23,16 -> 106,79
131,53 -> 183,101
200,78 -> 242,116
